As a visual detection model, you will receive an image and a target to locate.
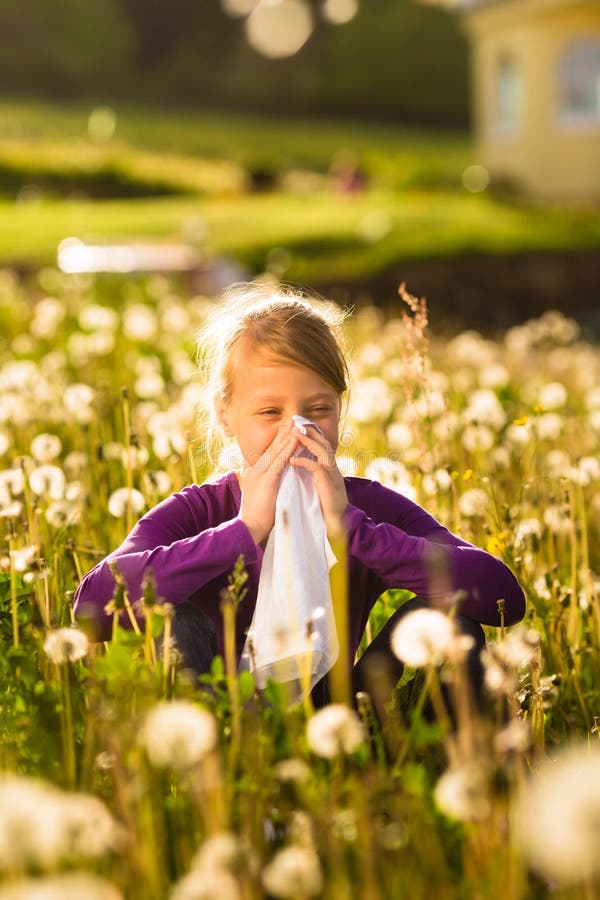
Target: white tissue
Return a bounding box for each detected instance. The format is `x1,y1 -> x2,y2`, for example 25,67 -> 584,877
239,415 -> 339,699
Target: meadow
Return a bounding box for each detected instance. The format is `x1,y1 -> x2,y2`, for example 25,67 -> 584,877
0,266 -> 599,899
1,99 -> 600,285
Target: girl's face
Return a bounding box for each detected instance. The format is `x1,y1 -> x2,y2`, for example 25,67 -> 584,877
216,339 -> 342,466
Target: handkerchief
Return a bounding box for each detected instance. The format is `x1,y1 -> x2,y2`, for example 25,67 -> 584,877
239,415 -> 339,699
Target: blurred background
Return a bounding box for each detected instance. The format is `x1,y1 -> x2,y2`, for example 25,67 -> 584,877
0,0 -> 598,332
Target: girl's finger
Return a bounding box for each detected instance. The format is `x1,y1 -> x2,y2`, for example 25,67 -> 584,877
293,430 -> 336,468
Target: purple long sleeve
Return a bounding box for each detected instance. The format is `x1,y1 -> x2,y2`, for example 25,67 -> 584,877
74,472 -> 525,657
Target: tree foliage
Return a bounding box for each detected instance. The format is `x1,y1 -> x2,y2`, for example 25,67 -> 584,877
0,0 -> 469,125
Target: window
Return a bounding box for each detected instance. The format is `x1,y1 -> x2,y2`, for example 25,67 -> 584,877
495,54 -> 523,136
557,36 -> 600,124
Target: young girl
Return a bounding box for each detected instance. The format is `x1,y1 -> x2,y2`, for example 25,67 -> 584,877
74,283 -> 525,704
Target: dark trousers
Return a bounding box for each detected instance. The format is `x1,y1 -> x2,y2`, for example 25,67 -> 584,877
168,597 -> 486,715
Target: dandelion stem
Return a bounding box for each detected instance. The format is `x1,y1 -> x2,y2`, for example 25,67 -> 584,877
8,536 -> 20,649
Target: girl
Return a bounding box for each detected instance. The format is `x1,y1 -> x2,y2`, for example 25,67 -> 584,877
74,284 -> 525,704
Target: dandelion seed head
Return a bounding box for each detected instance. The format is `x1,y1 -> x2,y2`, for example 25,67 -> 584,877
434,763 -> 491,822
0,873 -> 123,900
306,704 -> 365,758
29,465 -> 65,500
275,758 -> 311,783
458,488 -> 488,518
108,488 -> 146,518
391,608 -> 457,667
122,304 -> 158,342
261,845 -> 323,899
9,545 -> 39,574
170,867 -> 241,900
43,628 -> 89,664
30,433 -> 62,463
538,380 -> 567,410
515,743 -> 600,885
140,701 -> 218,771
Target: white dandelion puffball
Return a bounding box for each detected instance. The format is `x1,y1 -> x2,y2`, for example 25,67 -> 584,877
30,433 -> 62,463
306,704 -> 365,758
43,628 -> 89,664
262,845 -> 323,899
515,743 -> 600,886
538,380 -> 567,411
141,701 -> 218,771
170,867 -> 241,900
458,488 -> 488,518
108,487 -> 146,518
434,763 -> 491,823
0,775 -> 121,874
29,464 -> 66,500
0,873 -> 123,900
391,608 -> 457,667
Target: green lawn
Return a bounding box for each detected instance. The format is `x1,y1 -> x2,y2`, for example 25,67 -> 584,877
1,98 -> 599,281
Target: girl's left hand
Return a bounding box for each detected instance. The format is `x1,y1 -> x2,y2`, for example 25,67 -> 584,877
289,425 -> 348,535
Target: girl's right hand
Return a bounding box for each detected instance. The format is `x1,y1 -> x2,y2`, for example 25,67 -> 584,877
238,421 -> 299,546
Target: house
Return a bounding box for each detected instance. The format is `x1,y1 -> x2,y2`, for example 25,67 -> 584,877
430,0 -> 600,202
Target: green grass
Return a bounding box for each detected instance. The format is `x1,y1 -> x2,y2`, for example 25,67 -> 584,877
1,98 -> 599,282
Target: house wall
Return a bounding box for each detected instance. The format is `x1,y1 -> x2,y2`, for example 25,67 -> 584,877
465,0 -> 600,201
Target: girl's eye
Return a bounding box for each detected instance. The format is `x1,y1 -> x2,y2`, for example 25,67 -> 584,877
259,409 -> 280,416
307,406 -> 331,415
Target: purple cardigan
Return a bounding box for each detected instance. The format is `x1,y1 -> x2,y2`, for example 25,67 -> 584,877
74,472 -> 525,661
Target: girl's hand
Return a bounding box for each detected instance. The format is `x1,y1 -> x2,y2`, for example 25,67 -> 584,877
238,420 -> 299,546
289,425 -> 348,536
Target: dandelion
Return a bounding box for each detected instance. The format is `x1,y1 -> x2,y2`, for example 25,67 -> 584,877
30,433 -> 62,463
0,775 -> 120,873
9,545 -> 39,573
275,758 -> 311,783
306,704 -> 365,758
348,377 -> 393,423
434,763 -> 491,822
107,488 -> 146,518
479,362 -> 509,388
458,488 -> 488,518
0,468 -> 25,505
0,501 -> 23,519
572,455 -> 600,486
191,833 -> 243,873
170,868 -> 241,900
537,412 -> 563,440
538,380 -> 567,410
514,743 -> 600,886
463,388 -> 506,429
364,458 -> 415,499
46,500 -> 81,528
29,465 -> 65,500
386,421 -> 413,450
461,424 -> 495,453
543,504 -> 571,535
505,422 -> 531,446
494,719 -> 531,754
544,448 -> 571,477
514,517 -> 542,547
123,304 -> 158,342
261,846 -> 323,899
78,304 -> 119,332
62,383 -> 96,423
391,608 -> 458,667
140,700 -> 218,771
142,469 -> 172,497
0,873 -> 123,900
43,628 -> 89,663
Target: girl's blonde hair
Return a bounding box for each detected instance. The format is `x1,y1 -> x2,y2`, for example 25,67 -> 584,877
196,282 -> 350,456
